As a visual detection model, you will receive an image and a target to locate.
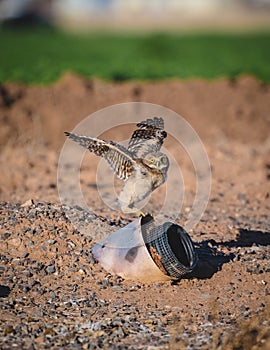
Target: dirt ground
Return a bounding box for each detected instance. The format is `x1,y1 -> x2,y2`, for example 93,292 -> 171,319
0,74 -> 270,349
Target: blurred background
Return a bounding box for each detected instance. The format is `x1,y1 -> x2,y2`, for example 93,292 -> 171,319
1,0 -> 270,30
0,0 -> 270,84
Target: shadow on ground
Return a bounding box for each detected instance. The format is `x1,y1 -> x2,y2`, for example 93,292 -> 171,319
189,229 -> 270,280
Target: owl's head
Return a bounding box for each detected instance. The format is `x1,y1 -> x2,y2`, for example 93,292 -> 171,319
143,152 -> 169,172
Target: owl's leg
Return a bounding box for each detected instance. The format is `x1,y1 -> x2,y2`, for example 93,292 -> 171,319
119,177 -> 152,216
119,197 -> 140,214
119,184 -> 139,214
121,201 -> 149,217
121,206 -> 141,214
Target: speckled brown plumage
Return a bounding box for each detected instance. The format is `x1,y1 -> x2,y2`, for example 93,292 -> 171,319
65,117 -> 169,213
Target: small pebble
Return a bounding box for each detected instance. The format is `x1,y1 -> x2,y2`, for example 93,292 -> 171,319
46,265 -> 56,274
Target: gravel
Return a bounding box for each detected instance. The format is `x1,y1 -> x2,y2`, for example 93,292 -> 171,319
0,201 -> 269,349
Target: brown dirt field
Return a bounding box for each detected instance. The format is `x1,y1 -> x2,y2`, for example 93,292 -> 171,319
0,74 -> 270,349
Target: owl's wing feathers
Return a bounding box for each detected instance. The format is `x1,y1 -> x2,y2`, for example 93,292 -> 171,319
128,117 -> 166,157
136,117 -> 164,129
65,132 -> 136,180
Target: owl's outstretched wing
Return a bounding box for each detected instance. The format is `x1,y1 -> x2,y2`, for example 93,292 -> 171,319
65,132 -> 136,180
128,117 -> 167,158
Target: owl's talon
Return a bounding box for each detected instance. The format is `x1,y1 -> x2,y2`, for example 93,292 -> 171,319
138,211 -> 154,220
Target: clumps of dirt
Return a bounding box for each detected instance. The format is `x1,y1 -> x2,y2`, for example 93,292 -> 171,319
1,198 -> 269,349
0,84 -> 24,108
0,75 -> 269,349
220,305 -> 270,350
0,74 -> 270,153
148,246 -> 168,276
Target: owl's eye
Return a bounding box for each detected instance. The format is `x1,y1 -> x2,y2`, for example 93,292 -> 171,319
161,156 -> 167,164
149,158 -> 155,163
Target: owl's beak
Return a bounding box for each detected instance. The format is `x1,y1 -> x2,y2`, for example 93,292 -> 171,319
92,216 -> 198,282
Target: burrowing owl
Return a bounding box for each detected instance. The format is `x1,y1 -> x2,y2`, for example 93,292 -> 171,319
65,117 -> 169,213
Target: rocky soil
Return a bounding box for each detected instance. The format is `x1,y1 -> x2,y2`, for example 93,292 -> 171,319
0,75 -> 270,349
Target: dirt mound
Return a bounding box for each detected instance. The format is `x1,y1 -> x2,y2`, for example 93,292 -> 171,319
0,74 -> 269,153
0,75 -> 269,349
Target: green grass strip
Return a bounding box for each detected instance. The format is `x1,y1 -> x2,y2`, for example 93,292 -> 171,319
0,28 -> 270,84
